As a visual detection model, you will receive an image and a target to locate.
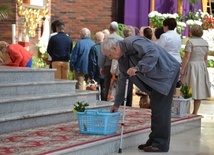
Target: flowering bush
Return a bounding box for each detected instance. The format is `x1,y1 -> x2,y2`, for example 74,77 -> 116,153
202,29 -> 214,51
32,56 -> 47,68
201,16 -> 214,30
148,11 -> 186,34
185,9 -> 213,30
34,42 -> 48,68
180,83 -> 192,99
185,19 -> 202,26
148,11 -> 165,28
36,42 -> 47,55
177,21 -> 187,34
185,9 -> 209,21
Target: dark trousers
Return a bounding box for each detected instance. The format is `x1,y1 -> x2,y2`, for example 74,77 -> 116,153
146,69 -> 180,151
121,81 -> 133,107
97,77 -> 105,100
103,66 -> 111,101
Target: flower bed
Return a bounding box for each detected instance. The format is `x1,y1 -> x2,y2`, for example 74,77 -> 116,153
202,29 -> 214,52
148,11 -> 186,34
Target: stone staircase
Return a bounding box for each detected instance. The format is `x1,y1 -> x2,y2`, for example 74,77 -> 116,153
0,67 -> 203,155
0,66 -> 112,134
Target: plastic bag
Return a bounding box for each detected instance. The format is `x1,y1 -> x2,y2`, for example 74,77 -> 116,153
110,59 -> 119,76
107,75 -> 117,101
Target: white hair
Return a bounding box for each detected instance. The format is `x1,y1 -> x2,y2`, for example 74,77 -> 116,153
101,37 -> 119,51
80,28 -> 91,38
102,29 -> 110,36
109,21 -> 119,32
95,31 -> 104,42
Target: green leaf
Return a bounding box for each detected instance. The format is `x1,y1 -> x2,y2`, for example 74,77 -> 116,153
117,23 -> 125,37
0,5 -> 12,21
180,83 -> 192,99
208,60 -> 214,68
73,101 -> 89,112
83,124 -> 87,131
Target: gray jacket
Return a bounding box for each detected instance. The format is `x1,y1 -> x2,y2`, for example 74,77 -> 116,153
115,36 -> 180,107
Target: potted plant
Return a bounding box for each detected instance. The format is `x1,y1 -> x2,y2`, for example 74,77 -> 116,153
172,83 -> 192,117
180,83 -> 192,99
73,101 -> 89,116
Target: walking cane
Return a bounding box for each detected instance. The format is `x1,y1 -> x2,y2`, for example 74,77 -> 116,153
118,78 -> 129,153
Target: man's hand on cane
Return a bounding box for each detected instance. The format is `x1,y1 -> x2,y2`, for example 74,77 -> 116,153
127,68 -> 137,77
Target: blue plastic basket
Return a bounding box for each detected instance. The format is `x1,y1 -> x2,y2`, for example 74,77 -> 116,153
76,109 -> 121,135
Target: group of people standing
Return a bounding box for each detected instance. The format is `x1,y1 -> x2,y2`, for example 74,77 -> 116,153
0,17 -> 211,153
101,18 -> 211,153
0,19 -> 211,114
153,18 -> 211,116
46,20 -> 123,102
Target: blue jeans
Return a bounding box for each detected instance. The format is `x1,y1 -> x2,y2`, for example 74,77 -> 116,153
25,58 -> 32,67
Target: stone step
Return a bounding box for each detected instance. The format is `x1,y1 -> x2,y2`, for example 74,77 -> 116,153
0,66 -> 111,135
0,101 -> 113,134
0,66 -> 56,84
0,80 -> 76,98
0,90 -> 98,115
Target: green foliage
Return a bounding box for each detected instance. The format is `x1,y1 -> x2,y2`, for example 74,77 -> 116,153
185,11 -> 198,21
117,23 -> 126,37
180,48 -> 185,59
0,4 -> 12,21
68,71 -> 74,80
149,16 -> 164,28
180,83 -> 192,99
32,56 -> 49,68
148,11 -> 186,35
73,101 -> 89,112
208,59 -> 214,67
178,0 -> 200,6
83,124 -> 87,131
189,0 -> 200,5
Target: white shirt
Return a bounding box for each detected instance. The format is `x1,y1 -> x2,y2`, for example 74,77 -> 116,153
158,30 -> 182,63
47,32 -> 58,61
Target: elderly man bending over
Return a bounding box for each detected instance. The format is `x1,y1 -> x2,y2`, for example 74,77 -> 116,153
101,36 -> 180,152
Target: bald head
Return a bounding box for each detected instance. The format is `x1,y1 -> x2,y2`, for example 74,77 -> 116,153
80,28 -> 91,38
109,21 -> 119,33
94,31 -> 104,43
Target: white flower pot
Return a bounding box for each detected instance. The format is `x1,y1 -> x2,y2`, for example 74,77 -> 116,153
171,98 -> 191,118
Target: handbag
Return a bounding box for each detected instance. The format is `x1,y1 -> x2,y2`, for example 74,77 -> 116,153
86,79 -> 97,91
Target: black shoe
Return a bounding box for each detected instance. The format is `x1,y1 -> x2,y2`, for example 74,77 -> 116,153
143,146 -> 168,152
138,144 -> 150,150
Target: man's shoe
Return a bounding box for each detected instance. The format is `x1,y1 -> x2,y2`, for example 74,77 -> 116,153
143,146 -> 166,152
138,144 -> 150,150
